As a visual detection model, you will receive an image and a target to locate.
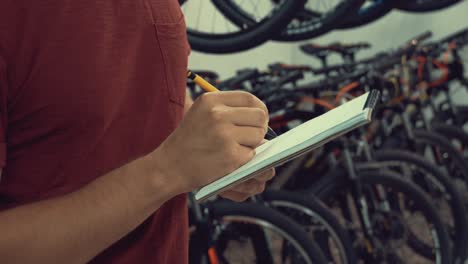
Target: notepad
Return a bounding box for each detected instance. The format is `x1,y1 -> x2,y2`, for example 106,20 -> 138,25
195,90 -> 380,202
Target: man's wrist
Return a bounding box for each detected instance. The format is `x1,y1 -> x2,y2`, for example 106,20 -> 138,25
114,148 -> 183,213
145,146 -> 185,199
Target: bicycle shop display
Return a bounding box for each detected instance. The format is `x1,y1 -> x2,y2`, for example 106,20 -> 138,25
181,0 -> 463,53
187,27 -> 468,264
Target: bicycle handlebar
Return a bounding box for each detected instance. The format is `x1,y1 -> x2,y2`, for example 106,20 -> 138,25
254,70 -> 304,97
310,63 -> 357,75
268,63 -> 312,72
217,68 -> 259,89
275,71 -> 304,86
401,31 -> 433,49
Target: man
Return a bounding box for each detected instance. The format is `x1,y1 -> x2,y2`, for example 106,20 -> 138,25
0,0 -> 274,263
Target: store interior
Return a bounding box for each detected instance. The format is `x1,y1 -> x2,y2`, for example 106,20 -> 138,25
183,1 -> 468,263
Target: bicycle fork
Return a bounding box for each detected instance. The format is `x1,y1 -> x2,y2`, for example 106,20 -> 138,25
340,138 -> 392,261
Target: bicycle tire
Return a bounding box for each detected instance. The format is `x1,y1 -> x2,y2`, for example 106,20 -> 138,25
261,190 -> 357,264
384,128 -> 468,183
337,0 -> 394,29
372,149 -> 468,263
453,105 -> 468,126
413,129 -> 468,182
309,169 -> 452,264
183,0 -> 305,53
395,0 -> 462,12
213,0 -> 366,42
431,123 -> 468,154
210,201 -> 328,263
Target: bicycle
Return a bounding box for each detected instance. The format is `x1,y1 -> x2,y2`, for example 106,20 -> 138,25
188,193 -> 328,263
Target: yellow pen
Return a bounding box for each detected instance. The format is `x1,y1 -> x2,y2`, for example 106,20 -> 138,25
187,70 -> 278,139
187,70 -> 219,92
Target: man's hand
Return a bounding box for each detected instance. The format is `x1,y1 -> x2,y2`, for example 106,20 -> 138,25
154,91 -> 269,194
219,168 -> 275,202
180,91 -> 276,201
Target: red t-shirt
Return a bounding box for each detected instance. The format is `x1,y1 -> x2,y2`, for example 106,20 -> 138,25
0,0 -> 189,262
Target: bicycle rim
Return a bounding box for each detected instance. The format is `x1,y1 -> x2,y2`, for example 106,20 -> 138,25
181,0 -> 305,53
369,150 -> 468,262
263,190 -> 356,264
211,201 -> 327,263
310,169 -> 451,263
213,0 -> 366,42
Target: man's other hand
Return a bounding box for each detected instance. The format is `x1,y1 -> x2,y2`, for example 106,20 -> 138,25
219,168 -> 275,202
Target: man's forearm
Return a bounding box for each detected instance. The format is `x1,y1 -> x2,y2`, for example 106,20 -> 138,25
0,151 -> 178,263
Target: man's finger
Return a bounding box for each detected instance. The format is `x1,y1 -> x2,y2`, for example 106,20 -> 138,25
230,126 -> 267,148
212,91 -> 268,114
220,190 -> 250,202
229,179 -> 265,194
224,107 -> 268,128
253,168 -> 276,182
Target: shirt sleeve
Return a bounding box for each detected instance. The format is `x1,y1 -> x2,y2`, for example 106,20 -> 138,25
0,55 -> 8,167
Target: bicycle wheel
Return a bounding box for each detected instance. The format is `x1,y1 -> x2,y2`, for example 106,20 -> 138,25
367,149 -> 468,263
213,0 -> 365,42
412,129 -> 468,185
261,190 -> 357,264
395,0 -> 462,12
309,169 -> 452,263
210,201 -> 328,263
431,123 -> 468,158
181,0 -> 305,53
384,128 -> 468,190
337,0 -> 394,29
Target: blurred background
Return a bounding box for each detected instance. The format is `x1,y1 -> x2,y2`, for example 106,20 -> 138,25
184,1 -> 468,264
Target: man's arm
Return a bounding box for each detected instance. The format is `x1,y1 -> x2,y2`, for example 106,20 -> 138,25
0,91 -> 270,263
0,152 -> 177,264
0,91 -> 188,263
